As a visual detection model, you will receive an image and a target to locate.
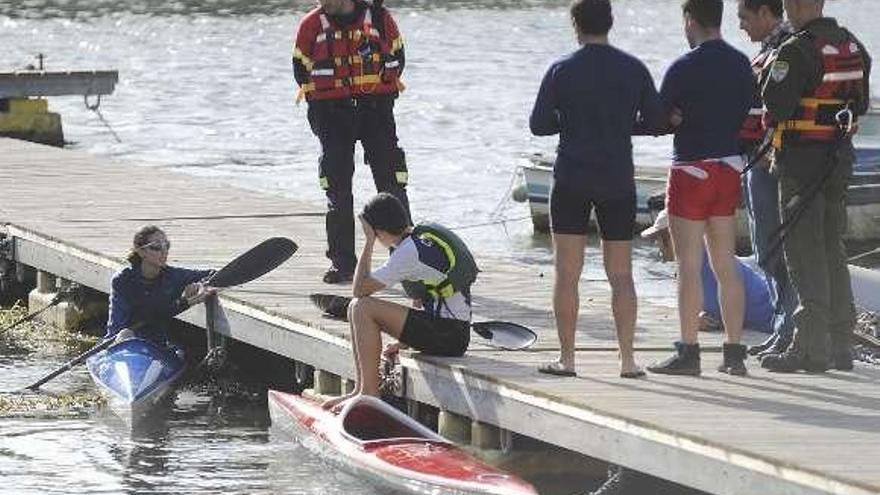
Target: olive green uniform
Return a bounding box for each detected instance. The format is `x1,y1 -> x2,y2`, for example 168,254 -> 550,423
761,17 -> 872,368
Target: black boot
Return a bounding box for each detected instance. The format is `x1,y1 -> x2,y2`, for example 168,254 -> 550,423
717,343 -> 748,375
647,342 -> 701,376
832,346 -> 854,371
747,335 -> 776,356
760,349 -> 828,373
322,264 -> 354,284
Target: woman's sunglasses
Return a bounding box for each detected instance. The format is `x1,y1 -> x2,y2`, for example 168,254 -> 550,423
139,240 -> 171,252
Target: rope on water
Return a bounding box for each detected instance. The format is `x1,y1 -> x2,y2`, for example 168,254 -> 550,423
84,94 -> 122,144
446,215 -> 533,232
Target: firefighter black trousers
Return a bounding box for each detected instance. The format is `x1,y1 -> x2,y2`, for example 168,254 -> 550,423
307,95 -> 411,272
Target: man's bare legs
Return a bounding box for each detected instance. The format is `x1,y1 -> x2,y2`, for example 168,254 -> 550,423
704,215 -> 744,344
549,233 -> 587,373
602,240 -> 640,374
321,297 -> 409,410
669,215 -> 707,343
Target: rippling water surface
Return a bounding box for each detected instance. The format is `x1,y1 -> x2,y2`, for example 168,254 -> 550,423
1,1 -> 878,493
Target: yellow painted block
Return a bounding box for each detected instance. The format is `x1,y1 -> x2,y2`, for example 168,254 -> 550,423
0,110 -> 64,146
8,98 -> 49,114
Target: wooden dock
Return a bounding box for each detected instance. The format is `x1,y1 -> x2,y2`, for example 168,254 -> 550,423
2,137 -> 879,495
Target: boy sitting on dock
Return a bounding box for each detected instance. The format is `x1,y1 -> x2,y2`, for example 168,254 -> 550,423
322,193 -> 477,410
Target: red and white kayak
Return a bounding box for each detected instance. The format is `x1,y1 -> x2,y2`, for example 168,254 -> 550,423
268,391 -> 538,495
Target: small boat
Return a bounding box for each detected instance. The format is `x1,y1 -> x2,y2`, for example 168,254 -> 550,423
268,391 -> 538,495
514,107 -> 880,245
86,337 -> 185,426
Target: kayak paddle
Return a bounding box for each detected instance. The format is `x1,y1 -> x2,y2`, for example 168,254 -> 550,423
309,293 -> 537,351
23,237 -> 298,391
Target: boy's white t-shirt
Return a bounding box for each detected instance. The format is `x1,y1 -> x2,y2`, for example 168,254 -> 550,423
371,236 -> 471,322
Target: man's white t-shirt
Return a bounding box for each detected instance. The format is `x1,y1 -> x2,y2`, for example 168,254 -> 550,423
371,236 -> 471,322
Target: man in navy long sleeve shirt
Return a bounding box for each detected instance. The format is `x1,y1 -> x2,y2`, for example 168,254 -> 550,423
647,0 -> 754,377
529,0 -> 666,379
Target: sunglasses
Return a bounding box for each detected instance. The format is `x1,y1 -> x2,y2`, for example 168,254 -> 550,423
139,240 -> 171,252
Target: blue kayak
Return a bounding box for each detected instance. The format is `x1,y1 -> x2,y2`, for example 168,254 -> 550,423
86,337 -> 185,425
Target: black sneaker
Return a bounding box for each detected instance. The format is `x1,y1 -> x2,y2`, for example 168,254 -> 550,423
717,343 -> 748,376
647,342 -> 701,376
322,266 -> 353,284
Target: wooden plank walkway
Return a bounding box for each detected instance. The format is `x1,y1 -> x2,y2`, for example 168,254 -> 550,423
2,138 -> 878,495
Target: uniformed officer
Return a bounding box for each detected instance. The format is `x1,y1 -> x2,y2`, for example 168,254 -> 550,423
735,0 -> 796,358
760,0 -> 871,372
293,0 -> 412,284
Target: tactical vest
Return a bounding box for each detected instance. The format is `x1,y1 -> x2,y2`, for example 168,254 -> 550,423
739,50 -> 775,145
400,223 -> 478,311
294,1 -> 403,102
769,29 -> 866,148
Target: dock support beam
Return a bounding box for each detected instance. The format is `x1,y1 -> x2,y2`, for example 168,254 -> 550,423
438,410 -> 471,444
28,272 -> 80,331
471,420 -> 503,450
314,370 -> 342,396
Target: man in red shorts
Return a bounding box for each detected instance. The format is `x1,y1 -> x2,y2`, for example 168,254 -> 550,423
646,0 -> 754,376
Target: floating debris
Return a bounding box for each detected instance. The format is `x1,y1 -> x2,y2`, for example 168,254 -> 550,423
0,391 -> 105,419
0,305 -> 98,354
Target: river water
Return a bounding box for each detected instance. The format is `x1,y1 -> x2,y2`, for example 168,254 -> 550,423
1,1 -> 878,493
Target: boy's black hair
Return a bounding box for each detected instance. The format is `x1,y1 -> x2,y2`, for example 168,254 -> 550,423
362,192 -> 409,236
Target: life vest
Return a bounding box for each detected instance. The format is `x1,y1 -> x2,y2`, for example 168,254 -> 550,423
399,223 -> 479,309
293,1 -> 403,102
739,50 -> 775,145
768,29 -> 866,148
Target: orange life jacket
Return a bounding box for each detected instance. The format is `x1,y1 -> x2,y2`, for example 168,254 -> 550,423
293,2 -> 403,102
768,30 -> 866,148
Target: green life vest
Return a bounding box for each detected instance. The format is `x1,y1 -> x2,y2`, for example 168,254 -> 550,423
400,223 -> 478,305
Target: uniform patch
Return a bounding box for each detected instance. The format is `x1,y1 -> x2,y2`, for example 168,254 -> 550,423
770,60 -> 789,82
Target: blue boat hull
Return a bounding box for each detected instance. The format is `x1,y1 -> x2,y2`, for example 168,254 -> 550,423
86,337 -> 185,425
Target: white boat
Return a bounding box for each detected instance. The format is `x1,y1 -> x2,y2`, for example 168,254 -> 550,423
514,108 -> 880,245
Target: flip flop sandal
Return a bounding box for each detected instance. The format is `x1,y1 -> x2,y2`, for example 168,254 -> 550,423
538,362 -> 577,377
620,369 -> 647,379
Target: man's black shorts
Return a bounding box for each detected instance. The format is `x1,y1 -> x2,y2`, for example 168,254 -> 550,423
400,309 -> 470,357
550,183 -> 636,240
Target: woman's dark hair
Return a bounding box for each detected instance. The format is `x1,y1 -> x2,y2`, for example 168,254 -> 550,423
741,0 -> 783,18
126,225 -> 164,266
682,0 -> 723,29
570,0 -> 613,36
361,193 -> 409,236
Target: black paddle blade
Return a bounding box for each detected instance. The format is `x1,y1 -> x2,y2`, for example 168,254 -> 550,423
310,293 -> 351,320
209,237 -> 297,288
472,321 -> 537,350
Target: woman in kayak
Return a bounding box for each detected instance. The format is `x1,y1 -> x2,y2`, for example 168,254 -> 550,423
106,225 -> 215,348
322,193 -> 476,410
